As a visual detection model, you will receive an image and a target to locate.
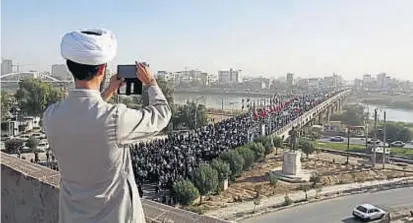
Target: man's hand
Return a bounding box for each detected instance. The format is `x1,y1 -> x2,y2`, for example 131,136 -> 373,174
136,62 -> 157,87
101,75 -> 125,101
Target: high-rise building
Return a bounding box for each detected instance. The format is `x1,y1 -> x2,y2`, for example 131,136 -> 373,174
218,68 -> 242,84
1,59 -> 13,75
286,73 -> 294,87
376,73 -> 387,89
51,64 -> 70,80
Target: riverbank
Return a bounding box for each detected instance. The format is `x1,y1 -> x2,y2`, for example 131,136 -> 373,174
349,94 -> 413,110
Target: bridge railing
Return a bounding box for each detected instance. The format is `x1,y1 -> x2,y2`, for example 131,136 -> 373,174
274,89 -> 351,139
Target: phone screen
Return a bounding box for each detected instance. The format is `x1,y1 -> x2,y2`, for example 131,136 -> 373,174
118,65 -> 136,78
117,65 -> 143,95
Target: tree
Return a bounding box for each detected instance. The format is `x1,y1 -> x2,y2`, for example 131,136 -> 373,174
299,139 -> 315,159
310,172 -> 321,188
15,78 -> 65,116
26,136 -> 39,152
173,102 -> 208,130
263,137 -> 274,156
237,146 -> 256,170
211,159 -> 231,189
173,180 -> 200,206
220,150 -> 245,180
273,136 -> 283,155
267,172 -> 278,187
1,90 -> 12,120
191,163 -> 219,204
299,184 -> 311,200
142,77 -> 174,106
330,105 -> 365,126
248,142 -> 265,162
4,138 -> 24,153
376,123 -> 413,143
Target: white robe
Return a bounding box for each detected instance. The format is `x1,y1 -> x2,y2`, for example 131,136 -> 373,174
43,86 -> 171,223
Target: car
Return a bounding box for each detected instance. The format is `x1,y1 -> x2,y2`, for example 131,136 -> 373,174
352,204 -> 387,221
330,136 -> 345,142
390,141 -> 405,147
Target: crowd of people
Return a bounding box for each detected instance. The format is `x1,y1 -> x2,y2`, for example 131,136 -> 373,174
131,89 -> 342,204
37,88 -> 341,205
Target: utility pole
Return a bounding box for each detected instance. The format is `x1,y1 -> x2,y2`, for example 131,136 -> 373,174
372,108 -> 378,168
365,106 -> 369,151
382,111 -> 387,169
347,125 -> 350,164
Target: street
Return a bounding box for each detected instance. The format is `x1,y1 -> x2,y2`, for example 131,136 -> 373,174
318,137 -> 413,149
240,187 -> 413,223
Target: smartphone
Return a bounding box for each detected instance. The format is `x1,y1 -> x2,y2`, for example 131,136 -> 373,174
117,65 -> 143,95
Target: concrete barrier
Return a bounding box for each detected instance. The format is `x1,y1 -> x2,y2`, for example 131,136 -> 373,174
0,153 -> 231,223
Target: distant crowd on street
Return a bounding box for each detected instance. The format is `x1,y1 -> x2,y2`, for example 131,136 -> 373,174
131,88 -> 342,205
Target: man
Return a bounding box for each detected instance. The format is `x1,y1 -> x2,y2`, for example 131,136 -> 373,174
43,28 -> 171,223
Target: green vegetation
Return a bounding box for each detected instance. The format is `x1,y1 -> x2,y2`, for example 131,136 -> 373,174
15,79 -> 65,116
4,138 -> 24,153
4,78 -> 208,131
330,104 -> 365,126
315,141 -> 413,158
173,135 -> 281,207
191,163 -> 219,204
1,91 -> 12,120
173,180 -> 200,206
299,139 -> 315,159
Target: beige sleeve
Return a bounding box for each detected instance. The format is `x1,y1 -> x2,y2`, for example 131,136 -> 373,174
116,85 -> 172,145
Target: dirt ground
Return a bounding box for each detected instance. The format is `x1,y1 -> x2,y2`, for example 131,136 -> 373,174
199,150 -> 413,211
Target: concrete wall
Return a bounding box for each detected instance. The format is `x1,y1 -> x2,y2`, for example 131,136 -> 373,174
1,153 -> 229,223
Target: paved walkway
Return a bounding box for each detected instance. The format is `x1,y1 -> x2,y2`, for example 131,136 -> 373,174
205,177 -> 413,219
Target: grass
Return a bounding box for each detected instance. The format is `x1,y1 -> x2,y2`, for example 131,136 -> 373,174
314,141 -> 413,158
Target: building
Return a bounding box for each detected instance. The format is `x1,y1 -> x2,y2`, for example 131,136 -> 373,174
286,73 -> 294,87
1,59 -> 13,75
218,68 -> 242,84
354,78 -> 362,90
308,78 -> 321,88
376,73 -> 387,89
51,64 -> 70,80
200,72 -> 209,86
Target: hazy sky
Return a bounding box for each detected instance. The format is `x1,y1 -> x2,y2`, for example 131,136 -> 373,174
2,0 -> 413,80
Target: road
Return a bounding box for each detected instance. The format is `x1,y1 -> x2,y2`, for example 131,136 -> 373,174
240,187 -> 413,223
318,137 -> 413,149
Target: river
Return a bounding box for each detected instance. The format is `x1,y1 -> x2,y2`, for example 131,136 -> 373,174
174,93 -> 265,111
363,104 -> 413,123
174,93 -> 413,123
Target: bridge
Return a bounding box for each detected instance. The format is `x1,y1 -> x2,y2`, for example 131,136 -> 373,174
1,72 -> 72,85
0,89 -> 352,223
276,89 -> 351,140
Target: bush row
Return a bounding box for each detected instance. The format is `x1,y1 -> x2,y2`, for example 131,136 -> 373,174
173,135 -> 284,206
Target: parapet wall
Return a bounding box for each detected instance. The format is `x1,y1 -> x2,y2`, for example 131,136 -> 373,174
1,153 -> 229,223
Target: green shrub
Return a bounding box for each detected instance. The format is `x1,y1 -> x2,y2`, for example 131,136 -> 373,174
173,180 -> 200,206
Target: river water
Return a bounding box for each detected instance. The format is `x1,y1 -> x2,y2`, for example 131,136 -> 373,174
363,104 -> 413,123
174,93 -> 413,123
174,93 -> 264,111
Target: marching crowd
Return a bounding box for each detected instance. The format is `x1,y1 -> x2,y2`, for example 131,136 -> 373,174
131,89 -> 340,204
37,88 -> 341,205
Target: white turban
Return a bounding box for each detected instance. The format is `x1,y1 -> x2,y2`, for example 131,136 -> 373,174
60,28 -> 117,65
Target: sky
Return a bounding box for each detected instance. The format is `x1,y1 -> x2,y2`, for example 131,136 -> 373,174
2,0 -> 413,80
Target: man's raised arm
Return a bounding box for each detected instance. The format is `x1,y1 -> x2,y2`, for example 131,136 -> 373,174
116,83 -> 171,145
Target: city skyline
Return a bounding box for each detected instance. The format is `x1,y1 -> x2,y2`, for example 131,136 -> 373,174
2,0 -> 413,80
